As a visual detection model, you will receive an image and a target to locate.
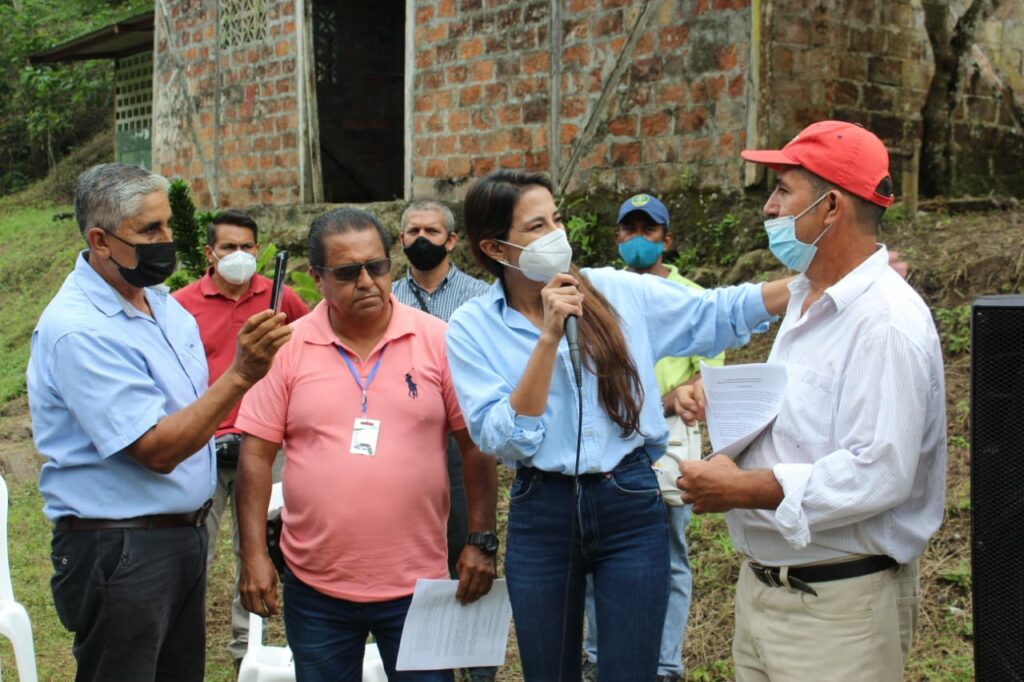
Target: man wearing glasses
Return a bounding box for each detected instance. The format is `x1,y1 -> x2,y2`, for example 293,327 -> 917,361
234,207 -> 498,681
173,209 -> 307,668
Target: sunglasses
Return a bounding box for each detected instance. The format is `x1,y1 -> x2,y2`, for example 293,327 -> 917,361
317,257 -> 392,282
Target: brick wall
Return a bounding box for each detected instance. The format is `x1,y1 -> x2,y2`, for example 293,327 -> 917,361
152,0 -> 304,208
753,0 -> 931,196
948,1 -> 1024,195
152,0 -> 1024,209
410,0 -> 754,200
757,0 -> 1024,197
408,0 -> 553,199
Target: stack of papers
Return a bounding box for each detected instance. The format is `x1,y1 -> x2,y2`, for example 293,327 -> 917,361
397,579 -> 513,671
699,362 -> 788,459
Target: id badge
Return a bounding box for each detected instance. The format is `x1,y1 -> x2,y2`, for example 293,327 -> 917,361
350,418 -> 381,456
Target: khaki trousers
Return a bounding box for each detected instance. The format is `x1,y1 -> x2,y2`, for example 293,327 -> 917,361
733,558 -> 920,681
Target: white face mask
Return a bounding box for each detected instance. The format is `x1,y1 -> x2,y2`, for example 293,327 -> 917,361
497,229 -> 573,282
214,250 -> 258,285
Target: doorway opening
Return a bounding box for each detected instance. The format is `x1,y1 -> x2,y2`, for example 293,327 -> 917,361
312,0 -> 406,202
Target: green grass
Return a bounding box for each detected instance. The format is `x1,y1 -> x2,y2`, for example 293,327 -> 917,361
0,204 -> 82,402
0,482 -> 73,680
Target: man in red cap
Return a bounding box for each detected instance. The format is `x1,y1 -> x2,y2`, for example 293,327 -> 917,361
674,121 -> 947,680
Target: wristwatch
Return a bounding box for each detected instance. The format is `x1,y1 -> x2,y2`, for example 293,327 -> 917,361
466,531 -> 500,555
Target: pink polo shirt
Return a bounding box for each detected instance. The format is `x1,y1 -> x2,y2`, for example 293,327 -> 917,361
236,297 -> 464,602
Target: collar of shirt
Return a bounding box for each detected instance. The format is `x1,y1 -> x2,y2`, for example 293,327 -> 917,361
197,267 -> 268,300
405,263 -> 457,295
483,277 -> 544,334
303,295 -> 417,354
75,251 -> 169,322
788,245 -> 889,316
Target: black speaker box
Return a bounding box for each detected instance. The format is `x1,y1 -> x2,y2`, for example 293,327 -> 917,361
971,295 -> 1024,681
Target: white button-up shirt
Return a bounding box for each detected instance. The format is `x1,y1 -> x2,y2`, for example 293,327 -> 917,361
727,246 -> 947,566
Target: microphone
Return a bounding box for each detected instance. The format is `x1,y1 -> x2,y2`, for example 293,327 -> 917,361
565,315 -> 582,389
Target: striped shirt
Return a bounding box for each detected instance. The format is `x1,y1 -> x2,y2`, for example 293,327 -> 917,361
392,263 -> 490,323
727,246 -> 947,565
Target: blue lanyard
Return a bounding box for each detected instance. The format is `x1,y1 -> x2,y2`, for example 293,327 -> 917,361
336,345 -> 386,415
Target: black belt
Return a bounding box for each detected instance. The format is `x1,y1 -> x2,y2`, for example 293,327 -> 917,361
55,499 -> 213,532
749,555 -> 898,597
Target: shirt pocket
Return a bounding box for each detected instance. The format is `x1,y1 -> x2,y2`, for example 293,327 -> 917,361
775,364 -> 835,446
177,337 -> 210,391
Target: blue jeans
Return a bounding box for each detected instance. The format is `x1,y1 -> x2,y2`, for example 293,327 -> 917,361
283,568 -> 454,682
505,448 -> 670,681
584,503 -> 692,676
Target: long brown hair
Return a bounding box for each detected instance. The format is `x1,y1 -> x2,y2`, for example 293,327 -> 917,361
463,169 -> 644,437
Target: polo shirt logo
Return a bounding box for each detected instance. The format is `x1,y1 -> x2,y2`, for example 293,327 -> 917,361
405,370 -> 418,399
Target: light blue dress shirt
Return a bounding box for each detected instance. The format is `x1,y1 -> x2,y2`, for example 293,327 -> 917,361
28,252 -> 216,521
446,267 -> 773,474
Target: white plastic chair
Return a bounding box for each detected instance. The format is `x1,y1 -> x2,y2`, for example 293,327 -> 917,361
362,642 -> 386,682
238,484 -> 387,682
238,483 -> 294,682
0,475 -> 38,682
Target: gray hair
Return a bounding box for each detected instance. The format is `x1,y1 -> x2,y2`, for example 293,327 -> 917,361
74,163 -> 170,239
400,199 -> 455,236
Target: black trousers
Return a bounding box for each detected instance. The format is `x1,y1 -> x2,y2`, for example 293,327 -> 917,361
50,525 -> 208,682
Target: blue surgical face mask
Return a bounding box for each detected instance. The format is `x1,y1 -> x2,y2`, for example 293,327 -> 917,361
764,192 -> 832,272
617,235 -> 664,270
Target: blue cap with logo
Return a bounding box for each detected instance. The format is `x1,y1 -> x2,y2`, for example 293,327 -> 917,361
617,193 -> 670,227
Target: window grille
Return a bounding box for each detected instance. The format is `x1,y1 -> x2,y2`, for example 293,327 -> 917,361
115,51 -> 153,133
221,0 -> 267,48
314,6 -> 338,84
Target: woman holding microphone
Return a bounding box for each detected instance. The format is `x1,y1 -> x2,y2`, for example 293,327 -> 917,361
446,169 -> 790,680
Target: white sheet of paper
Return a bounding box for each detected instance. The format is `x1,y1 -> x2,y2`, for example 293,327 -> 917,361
396,579 -> 512,671
700,362 -> 788,459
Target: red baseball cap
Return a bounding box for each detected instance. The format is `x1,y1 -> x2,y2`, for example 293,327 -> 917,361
741,120 -> 895,208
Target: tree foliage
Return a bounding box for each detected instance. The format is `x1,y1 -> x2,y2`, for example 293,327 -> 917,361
166,179 -> 211,289
0,0 -> 150,195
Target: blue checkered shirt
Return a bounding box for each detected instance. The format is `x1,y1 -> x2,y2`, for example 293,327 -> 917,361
392,263 -> 491,322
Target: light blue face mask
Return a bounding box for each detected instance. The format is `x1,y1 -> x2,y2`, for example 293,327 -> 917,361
764,192 -> 832,272
618,235 -> 665,269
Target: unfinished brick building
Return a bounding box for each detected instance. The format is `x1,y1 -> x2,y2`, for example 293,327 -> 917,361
31,0 -> 1024,208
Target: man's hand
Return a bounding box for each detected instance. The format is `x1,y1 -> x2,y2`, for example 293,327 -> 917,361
239,552 -> 280,617
667,379 -> 706,426
454,545 -> 496,605
677,455 -> 784,514
231,310 -> 293,386
677,455 -> 741,513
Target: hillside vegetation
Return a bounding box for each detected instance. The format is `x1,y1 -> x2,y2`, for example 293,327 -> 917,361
0,0 -> 147,195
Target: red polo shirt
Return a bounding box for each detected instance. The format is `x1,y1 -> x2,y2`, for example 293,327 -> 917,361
173,270 -> 308,436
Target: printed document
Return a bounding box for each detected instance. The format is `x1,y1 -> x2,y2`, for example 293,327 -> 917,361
397,579 -> 512,670
700,362 -> 788,459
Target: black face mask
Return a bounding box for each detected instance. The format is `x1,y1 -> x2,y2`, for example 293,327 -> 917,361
403,236 -> 449,272
107,231 -> 178,288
